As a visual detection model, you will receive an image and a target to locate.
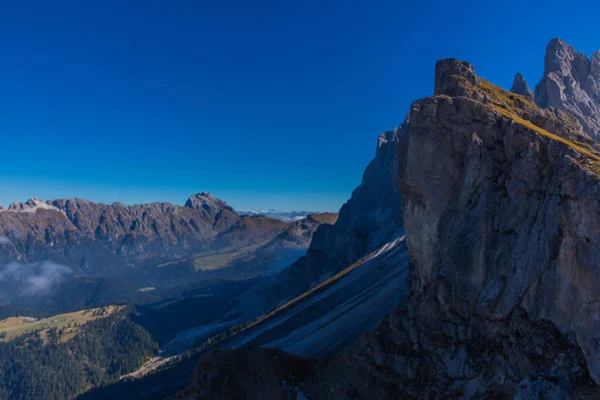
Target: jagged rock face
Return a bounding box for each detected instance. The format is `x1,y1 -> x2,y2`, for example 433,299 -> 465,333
184,192 -> 239,232
535,38 -> 600,140
434,59 -> 479,96
320,129 -> 404,259
392,58 -> 600,394
227,129 -> 405,321
172,348 -> 315,400
511,72 -> 534,99
178,58 -> 600,399
172,55 -> 600,398
176,309 -> 591,400
0,193 -> 241,274
302,128 -> 404,270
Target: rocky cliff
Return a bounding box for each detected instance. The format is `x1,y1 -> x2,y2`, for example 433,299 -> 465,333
224,128 -> 406,322
511,72 -> 534,99
327,57 -> 600,399
171,126 -> 409,398
171,128 -> 410,363
535,38 -> 600,140
337,57 -> 600,399
176,44 -> 600,399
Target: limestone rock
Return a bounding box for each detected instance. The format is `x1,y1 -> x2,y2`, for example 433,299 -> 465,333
0,194 -> 242,275
511,72 -> 534,99
535,38 -> 600,140
392,57 -> 600,395
434,58 -> 479,96
228,128 -> 406,321
173,47 -> 600,400
170,348 -> 315,400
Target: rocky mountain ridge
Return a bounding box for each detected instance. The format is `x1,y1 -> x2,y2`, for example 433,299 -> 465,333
510,72 -> 534,99
0,193 -> 333,280
174,39 -> 600,399
224,128 -> 405,324
535,38 -> 600,140
0,193 -> 239,275
350,56 -> 600,398
153,131 -> 407,370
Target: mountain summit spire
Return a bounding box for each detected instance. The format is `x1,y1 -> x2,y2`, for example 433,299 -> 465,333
510,72 -> 534,99
534,38 -> 600,140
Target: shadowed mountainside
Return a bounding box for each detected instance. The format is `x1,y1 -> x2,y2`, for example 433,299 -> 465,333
174,40 -> 600,400
0,193 -> 336,281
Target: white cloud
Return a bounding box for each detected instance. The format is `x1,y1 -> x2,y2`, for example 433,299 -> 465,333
0,261 -> 72,299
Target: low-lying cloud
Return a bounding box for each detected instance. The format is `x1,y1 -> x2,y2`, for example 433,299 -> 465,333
0,261 -> 72,300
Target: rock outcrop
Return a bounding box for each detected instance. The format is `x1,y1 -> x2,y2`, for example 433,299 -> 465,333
324,58 -> 600,398
535,38 -> 600,140
312,58 -> 600,399
172,348 -> 315,400
176,54 -> 600,399
511,72 -> 534,99
226,128 -> 406,322
396,58 -> 600,388
179,129 -> 409,363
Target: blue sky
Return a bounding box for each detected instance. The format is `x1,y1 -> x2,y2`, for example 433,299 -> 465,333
0,0 -> 598,211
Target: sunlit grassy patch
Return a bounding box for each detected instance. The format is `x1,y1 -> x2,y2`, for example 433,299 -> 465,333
309,212 -> 338,225
192,250 -> 248,271
475,79 -> 600,176
0,305 -> 124,344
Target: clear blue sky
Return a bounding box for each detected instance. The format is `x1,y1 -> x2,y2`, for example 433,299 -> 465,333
0,0 -> 598,211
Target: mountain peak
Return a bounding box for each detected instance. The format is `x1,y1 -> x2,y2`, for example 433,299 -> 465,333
510,72 -> 534,99
434,58 -> 479,97
185,192 -> 235,213
546,37 -> 571,55
393,54 -> 600,394
593,50 -> 600,74
6,197 -> 61,213
543,38 -> 590,80
535,38 -> 600,140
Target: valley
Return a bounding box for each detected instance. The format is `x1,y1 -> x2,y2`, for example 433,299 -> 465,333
86,38 -> 600,400
73,233 -> 409,399
0,305 -> 158,400
0,197 -> 339,399
1,5 -> 599,398
69,111 -> 406,399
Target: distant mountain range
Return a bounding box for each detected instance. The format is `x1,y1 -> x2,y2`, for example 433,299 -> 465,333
238,210 -> 316,222
6,37 -> 600,400
0,193 -> 337,302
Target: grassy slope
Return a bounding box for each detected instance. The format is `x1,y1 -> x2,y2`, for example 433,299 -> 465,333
309,212 -> 338,225
0,305 -> 124,343
479,79 -> 600,164
192,244 -> 265,271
